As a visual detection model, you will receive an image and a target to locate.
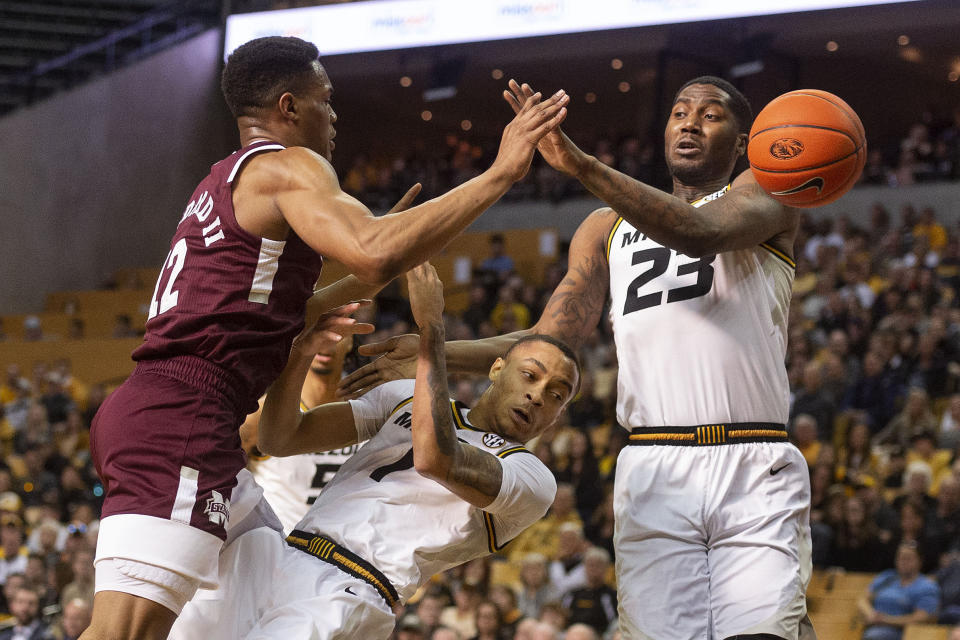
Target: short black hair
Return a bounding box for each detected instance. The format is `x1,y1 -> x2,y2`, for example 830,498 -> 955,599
504,334 -> 581,394
221,36 -> 321,118
674,75 -> 753,134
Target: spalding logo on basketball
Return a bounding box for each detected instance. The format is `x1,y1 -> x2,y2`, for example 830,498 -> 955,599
482,433 -> 506,448
748,89 -> 866,208
770,138 -> 804,160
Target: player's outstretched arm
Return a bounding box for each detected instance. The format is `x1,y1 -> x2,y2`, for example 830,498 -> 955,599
258,303 -> 373,456
272,90 -> 568,284
408,264 -> 504,508
504,80 -> 798,258
304,183 -> 423,323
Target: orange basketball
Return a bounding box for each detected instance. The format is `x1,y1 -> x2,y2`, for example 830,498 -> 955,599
748,89 -> 866,208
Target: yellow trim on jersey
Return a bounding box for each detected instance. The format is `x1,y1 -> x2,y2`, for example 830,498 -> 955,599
299,400 -> 310,411
451,401 -> 482,431
759,243 -> 797,269
496,446 -> 529,459
483,511 -> 505,553
390,397 -> 414,416
605,217 -> 625,262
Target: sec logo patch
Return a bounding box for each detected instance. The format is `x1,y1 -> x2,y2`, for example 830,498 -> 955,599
482,433 -> 506,448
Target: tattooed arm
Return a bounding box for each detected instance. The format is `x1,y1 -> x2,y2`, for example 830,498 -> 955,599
502,79 -> 798,259
529,208 -> 612,350
337,213 -> 612,398
573,164 -> 799,259
408,264 -> 504,507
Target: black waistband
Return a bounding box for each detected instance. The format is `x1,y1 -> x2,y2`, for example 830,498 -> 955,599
287,530 -> 399,608
628,423 -> 788,446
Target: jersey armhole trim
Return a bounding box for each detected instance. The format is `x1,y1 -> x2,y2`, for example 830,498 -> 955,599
497,446 -> 531,459
226,143 -> 285,183
482,511 -> 509,553
758,242 -> 797,269
605,217 -> 625,262
451,400 -> 482,431
389,396 -> 414,416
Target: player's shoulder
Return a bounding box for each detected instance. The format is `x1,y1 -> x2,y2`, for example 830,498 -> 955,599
241,145 -> 337,192
354,379 -> 416,413
570,207 -> 621,253
730,169 -> 799,217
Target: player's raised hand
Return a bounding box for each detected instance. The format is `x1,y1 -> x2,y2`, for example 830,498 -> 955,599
503,79 -> 587,178
386,182 -> 422,213
407,262 -> 445,329
292,300 -> 374,365
336,334 -> 419,398
492,86 -> 569,183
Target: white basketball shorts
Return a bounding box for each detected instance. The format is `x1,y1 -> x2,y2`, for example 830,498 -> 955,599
613,440 -> 812,640
169,527 -> 396,640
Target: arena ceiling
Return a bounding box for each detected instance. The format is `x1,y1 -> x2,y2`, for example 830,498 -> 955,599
0,0 -> 957,124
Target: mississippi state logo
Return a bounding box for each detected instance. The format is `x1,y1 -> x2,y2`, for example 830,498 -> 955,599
204,490 -> 230,526
770,138 -> 804,160
482,433 -> 506,449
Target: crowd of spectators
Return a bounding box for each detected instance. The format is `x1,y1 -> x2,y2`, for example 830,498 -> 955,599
337,105 -> 960,213
3,107 -> 960,637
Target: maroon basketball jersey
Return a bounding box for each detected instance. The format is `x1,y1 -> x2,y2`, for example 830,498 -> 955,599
134,142 -> 323,413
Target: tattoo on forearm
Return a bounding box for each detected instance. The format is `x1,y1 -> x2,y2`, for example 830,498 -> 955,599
425,328 -> 456,460
426,328 -> 502,499
451,446 -> 503,499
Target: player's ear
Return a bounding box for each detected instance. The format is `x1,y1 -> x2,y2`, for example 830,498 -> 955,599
278,92 -> 297,120
488,358 -> 505,383
735,132 -> 748,157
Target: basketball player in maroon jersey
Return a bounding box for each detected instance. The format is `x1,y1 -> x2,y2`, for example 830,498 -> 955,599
83,36 -> 568,640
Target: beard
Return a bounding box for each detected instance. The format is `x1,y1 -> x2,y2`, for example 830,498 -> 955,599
666,155 -> 721,185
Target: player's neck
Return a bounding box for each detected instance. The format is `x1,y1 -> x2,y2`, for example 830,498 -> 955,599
238,118 -> 285,148
671,176 -> 731,204
300,370 -> 336,408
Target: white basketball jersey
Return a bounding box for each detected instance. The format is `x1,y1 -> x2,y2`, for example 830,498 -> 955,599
252,400 -> 365,534
294,380 -> 557,602
606,186 -> 794,428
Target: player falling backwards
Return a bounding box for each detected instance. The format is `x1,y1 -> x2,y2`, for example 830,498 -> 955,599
169,263 -> 581,639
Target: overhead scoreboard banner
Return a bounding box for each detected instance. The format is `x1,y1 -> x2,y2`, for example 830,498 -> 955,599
224,0 -> 924,58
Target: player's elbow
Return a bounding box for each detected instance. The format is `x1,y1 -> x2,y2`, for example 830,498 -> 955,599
256,424 -> 292,457
413,452 -> 449,482
344,252 -> 400,286
672,234 -> 718,258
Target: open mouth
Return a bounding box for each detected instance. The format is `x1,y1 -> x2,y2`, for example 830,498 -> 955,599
676,139 -> 700,153
512,408 -> 530,426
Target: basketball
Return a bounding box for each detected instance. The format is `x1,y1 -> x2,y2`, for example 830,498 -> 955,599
748,90 -> 866,208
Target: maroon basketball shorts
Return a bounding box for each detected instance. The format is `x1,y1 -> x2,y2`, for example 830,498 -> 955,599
90,356 -> 248,593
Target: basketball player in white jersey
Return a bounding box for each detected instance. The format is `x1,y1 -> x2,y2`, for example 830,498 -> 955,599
340,76 -> 814,640
170,263 -> 580,639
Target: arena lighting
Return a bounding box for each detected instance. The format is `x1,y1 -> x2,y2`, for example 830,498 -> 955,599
224,0 -> 922,58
